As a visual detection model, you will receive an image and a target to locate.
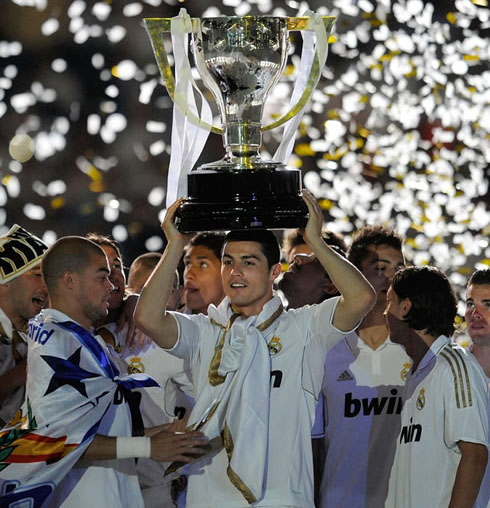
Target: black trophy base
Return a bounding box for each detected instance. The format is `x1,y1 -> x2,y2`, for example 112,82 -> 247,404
174,167 -> 308,232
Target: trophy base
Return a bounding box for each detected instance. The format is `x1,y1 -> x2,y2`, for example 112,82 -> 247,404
174,166 -> 308,232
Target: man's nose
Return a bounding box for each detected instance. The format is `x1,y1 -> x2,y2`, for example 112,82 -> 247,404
471,307 -> 483,319
230,265 -> 243,275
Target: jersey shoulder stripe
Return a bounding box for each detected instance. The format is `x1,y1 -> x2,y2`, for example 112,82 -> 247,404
440,345 -> 472,409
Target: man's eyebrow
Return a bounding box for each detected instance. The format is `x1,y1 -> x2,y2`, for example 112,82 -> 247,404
98,267 -> 110,274
375,258 -> 396,264
185,254 -> 213,260
241,254 -> 260,261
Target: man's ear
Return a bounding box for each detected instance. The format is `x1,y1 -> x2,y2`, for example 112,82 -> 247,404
400,297 -> 412,317
61,270 -> 78,291
321,280 -> 339,297
270,263 -> 282,282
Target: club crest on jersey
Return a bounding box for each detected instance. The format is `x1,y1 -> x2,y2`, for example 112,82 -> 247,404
268,337 -> 282,356
416,389 -> 425,410
128,357 -> 145,374
401,362 -> 411,381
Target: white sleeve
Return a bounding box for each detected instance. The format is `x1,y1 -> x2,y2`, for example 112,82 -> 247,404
165,311 -> 205,366
443,357 -> 489,449
300,297 -> 358,398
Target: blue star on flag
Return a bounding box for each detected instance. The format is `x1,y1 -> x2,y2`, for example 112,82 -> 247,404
42,347 -> 100,398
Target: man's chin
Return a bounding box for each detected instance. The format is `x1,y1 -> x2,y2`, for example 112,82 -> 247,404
107,298 -> 124,312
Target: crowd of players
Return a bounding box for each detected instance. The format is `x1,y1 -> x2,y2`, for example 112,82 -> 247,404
0,191 -> 489,507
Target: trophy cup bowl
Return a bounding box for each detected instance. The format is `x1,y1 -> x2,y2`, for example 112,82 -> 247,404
145,15 -> 335,232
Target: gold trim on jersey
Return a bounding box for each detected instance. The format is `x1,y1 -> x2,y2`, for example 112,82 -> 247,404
222,422 -> 257,504
208,305 -> 284,386
440,346 -> 473,409
208,313 -> 240,386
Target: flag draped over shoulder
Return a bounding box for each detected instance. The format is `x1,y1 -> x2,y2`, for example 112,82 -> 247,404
0,311 -> 158,507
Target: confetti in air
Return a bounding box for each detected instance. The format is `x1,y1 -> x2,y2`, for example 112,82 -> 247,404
0,0 -> 488,327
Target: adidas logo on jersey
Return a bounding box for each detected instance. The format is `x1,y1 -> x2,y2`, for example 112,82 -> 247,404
337,370 -> 354,382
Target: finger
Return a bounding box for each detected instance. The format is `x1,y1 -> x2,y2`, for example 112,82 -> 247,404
165,198 -> 184,222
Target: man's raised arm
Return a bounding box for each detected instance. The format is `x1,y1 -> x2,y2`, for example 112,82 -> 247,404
302,190 -> 376,331
134,199 -> 192,349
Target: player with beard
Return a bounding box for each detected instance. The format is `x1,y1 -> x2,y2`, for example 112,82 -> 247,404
0,236 -> 205,507
319,225 -> 410,508
0,225 -> 48,427
87,234 -> 194,508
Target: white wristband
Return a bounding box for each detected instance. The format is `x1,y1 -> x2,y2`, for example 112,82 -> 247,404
116,436 -> 151,459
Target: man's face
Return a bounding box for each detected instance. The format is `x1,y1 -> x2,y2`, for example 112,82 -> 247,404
184,245 -> 224,314
7,265 -> 48,324
278,254 -> 328,309
385,286 -> 404,321
360,245 -> 405,308
465,284 -> 490,345
100,245 -> 126,311
221,240 -> 279,316
77,253 -> 114,325
384,285 -> 411,344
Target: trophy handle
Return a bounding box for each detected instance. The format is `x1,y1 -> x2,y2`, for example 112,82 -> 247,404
261,16 -> 335,132
144,18 -> 223,135
144,16 -> 334,136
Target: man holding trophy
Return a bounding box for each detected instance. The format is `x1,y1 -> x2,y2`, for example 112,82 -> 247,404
135,193 -> 375,506
135,10 -> 376,507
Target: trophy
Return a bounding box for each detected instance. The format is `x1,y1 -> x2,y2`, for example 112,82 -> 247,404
145,14 -> 335,232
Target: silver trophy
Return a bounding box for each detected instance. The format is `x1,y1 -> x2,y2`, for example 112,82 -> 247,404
145,14 -> 335,231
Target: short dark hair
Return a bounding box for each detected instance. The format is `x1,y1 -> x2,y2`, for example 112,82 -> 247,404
391,266 -> 457,338
86,233 -> 123,262
469,269 -> 490,286
185,232 -> 226,261
224,230 -> 280,269
42,236 -> 106,295
282,229 -> 346,257
348,225 -> 403,269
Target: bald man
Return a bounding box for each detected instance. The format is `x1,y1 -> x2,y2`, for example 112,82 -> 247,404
0,236 -> 205,508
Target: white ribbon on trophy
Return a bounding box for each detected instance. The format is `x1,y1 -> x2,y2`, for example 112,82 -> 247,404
167,9 -> 213,208
166,10 -> 329,208
274,11 -> 329,166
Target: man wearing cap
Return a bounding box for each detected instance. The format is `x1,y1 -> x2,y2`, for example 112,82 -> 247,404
0,224 -> 48,427
0,236 -> 206,508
